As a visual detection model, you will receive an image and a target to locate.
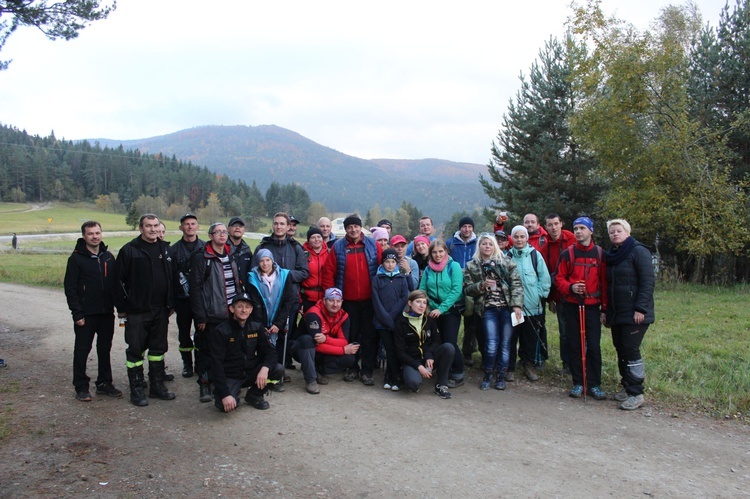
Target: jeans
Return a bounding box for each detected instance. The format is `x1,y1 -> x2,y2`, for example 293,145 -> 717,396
292,335 -> 357,383
482,306 -> 512,377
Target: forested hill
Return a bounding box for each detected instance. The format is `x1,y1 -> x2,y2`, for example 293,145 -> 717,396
93,125 -> 491,222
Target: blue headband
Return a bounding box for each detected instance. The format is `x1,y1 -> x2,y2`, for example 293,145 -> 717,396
573,217 -> 594,232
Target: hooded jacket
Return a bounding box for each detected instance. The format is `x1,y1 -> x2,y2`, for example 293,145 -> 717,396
446,231 -> 477,269
463,254 -> 524,316
254,235 -> 309,292
543,229 -> 575,302
246,265 -> 295,331
554,241 -> 608,308
418,257 -> 464,314
371,266 -> 410,330
528,227 -> 549,253
605,237 -> 655,325
64,239 -> 115,321
509,244 -> 551,316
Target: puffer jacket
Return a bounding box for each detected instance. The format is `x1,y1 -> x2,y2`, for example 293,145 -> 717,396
509,244 -> 551,316
605,238 -> 655,325
463,255 -> 524,316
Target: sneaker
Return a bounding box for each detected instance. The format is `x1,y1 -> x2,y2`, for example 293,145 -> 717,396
316,373 -> 329,385
447,377 -> 465,388
75,391 -> 92,402
523,363 -> 539,381
479,372 -> 492,391
620,394 -> 644,411
505,371 -> 515,382
95,383 -> 123,398
613,389 -> 629,402
383,382 -> 392,390
391,384 -> 400,392
305,381 -> 320,394
434,384 -> 452,399
495,376 -> 506,391
569,385 -> 584,398
342,370 -> 358,382
589,386 -> 607,400
361,374 -> 374,386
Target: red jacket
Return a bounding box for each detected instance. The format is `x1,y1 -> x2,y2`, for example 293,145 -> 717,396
303,300 -> 351,356
543,229 -> 576,302
301,241 -> 329,304
554,241 -> 608,308
322,235 -> 382,302
528,227 -> 549,253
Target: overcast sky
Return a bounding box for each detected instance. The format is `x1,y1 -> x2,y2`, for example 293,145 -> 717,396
0,0 -> 727,164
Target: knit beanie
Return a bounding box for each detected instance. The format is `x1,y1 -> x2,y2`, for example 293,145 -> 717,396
573,216 -> 594,232
510,225 -> 528,238
307,226 -> 324,240
458,216 -> 475,229
382,248 -> 398,263
343,215 -> 362,228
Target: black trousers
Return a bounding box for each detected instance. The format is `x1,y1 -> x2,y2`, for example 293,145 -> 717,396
73,313 -> 115,391
343,300 -> 377,376
173,298 -> 196,354
402,343 -> 455,391
125,307 -> 169,366
563,302 -> 602,389
611,323 -> 649,396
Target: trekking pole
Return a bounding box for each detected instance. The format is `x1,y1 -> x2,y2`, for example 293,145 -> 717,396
578,291 -> 587,403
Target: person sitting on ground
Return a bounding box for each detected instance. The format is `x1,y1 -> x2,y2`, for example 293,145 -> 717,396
245,249 -> 295,392
371,248 -> 410,391
210,292 -> 284,411
292,288 -> 359,394
393,290 -> 454,399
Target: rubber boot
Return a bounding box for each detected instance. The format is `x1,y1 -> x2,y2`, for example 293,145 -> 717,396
128,366 -> 148,407
148,361 -> 176,400
181,351 -> 194,378
198,371 -> 212,403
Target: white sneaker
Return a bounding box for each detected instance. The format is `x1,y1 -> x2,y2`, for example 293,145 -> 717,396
391,385 -> 400,392
620,394 -> 644,410
383,383 -> 392,390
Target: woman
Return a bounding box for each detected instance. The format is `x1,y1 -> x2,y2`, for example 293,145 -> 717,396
371,228 -> 390,251
393,290 -> 454,399
410,235 -> 431,281
300,227 -> 329,314
464,233 -> 523,390
246,249 -> 296,390
604,219 -> 655,411
418,239 -> 465,387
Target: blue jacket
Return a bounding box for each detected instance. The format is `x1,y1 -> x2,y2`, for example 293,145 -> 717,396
509,244 -> 550,316
371,266 -> 410,330
446,231 -> 477,269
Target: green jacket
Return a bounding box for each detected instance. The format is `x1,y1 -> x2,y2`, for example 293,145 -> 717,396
418,257 -> 464,314
463,255 -> 524,317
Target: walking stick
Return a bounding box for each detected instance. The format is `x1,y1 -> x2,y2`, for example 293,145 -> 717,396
578,295 -> 587,402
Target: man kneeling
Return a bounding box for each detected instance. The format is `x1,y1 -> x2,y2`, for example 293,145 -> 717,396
293,288 -> 359,394
210,293 -> 284,411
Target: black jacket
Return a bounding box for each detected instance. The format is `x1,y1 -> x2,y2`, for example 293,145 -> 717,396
64,239 -> 115,321
113,236 -> 174,313
605,239 -> 655,325
254,235 -> 309,290
168,237 -> 206,300
210,318 -> 277,400
393,313 -> 442,370
189,244 -> 239,324
230,239 -> 253,287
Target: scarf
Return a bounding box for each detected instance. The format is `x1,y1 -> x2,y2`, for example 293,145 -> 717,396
606,236 -> 637,266
428,258 -> 448,273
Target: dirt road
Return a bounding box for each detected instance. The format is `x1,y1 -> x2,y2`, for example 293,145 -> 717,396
0,283 -> 748,497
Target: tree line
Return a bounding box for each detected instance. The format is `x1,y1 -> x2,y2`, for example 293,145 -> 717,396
481,1 -> 750,283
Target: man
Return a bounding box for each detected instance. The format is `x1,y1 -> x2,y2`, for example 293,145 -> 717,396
292,288 -> 359,394
288,215 -> 300,239
168,213 -> 206,378
322,214 -> 382,385
254,212 -> 310,369
543,213 -> 576,374
523,213 -> 549,253
227,217 -> 253,283
390,235 -> 418,290
317,216 -> 337,248
553,216 -> 608,401
210,292 -> 284,411
446,216 -> 479,367
64,221 -> 121,402
406,216 -> 436,254
190,223 -> 240,402
495,230 -> 509,252
377,219 -> 393,236
157,222 -> 167,242
11,232 -> 17,250
113,214 -> 176,407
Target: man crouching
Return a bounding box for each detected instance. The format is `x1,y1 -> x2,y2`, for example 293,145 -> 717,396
210,292 -> 284,411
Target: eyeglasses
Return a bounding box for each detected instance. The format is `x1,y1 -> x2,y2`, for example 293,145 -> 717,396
211,230 -> 229,236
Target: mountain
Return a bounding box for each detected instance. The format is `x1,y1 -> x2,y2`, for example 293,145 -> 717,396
92,125 -> 491,224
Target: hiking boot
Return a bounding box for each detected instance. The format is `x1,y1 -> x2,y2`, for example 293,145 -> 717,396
480,372 -> 492,391
569,385 -> 584,398
505,371 -> 515,382
316,373 -> 329,385
305,381 -> 320,394
199,382 -> 213,402
158,370 -> 175,382
245,391 -> 270,410
95,383 -> 123,398
588,386 -> 607,401
76,390 -> 93,402
149,378 -> 176,400
463,355 -> 474,368
523,363 -> 539,381
361,374 -> 374,386
434,384 -> 452,399
447,377 -> 465,388
613,389 -> 629,402
620,394 -> 644,411
283,374 -> 292,383
342,369 -> 358,382
180,352 -> 193,378
495,374 -> 506,391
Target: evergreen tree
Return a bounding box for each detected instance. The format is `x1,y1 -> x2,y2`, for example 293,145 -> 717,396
480,36 -> 601,224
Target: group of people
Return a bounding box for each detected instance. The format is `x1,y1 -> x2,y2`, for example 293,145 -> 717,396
63,209 -> 654,412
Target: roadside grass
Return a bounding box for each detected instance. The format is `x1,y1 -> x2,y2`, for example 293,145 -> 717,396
0,202 -> 131,234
